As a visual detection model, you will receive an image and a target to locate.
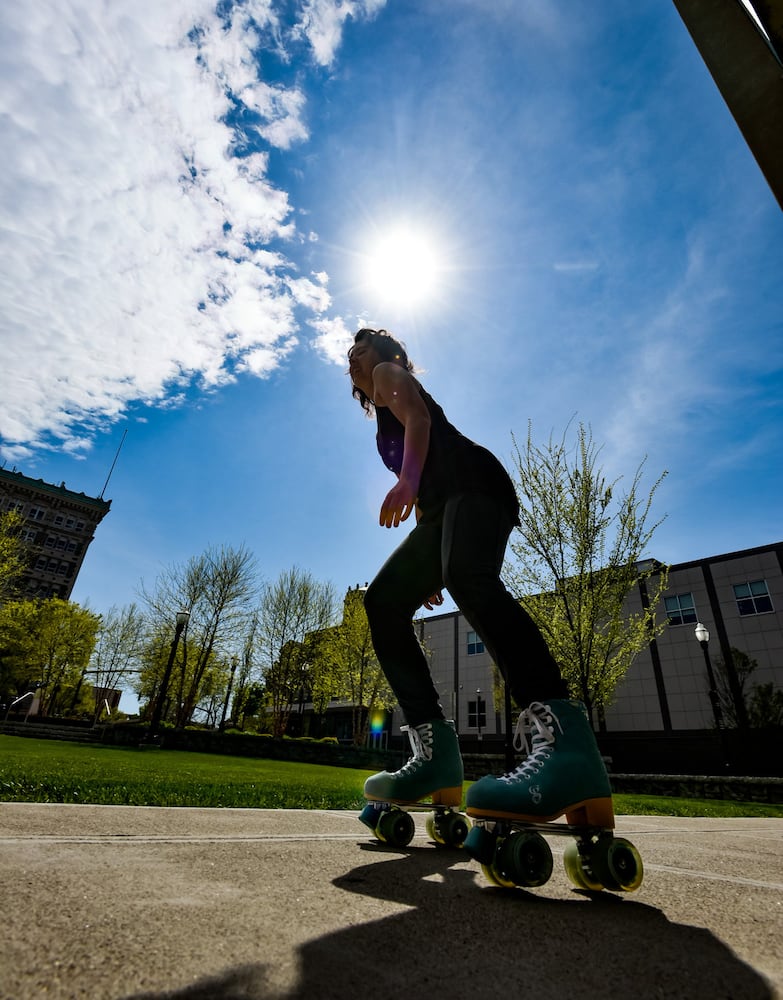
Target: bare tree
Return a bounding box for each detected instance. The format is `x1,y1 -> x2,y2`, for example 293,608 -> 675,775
257,567 -> 336,738
230,609 -> 259,729
140,544 -> 260,726
714,647 -> 783,729
89,603 -> 146,722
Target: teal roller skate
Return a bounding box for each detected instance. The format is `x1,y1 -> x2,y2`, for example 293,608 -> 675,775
464,700 -> 643,892
359,719 -> 469,849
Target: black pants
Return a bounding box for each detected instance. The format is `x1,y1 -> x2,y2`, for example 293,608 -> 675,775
363,492 -> 568,727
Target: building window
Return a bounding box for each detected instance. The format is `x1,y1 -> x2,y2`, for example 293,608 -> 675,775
468,699 -> 487,729
665,593 -> 697,626
467,630 -> 485,655
54,515 -> 64,526
27,506 -> 45,521
733,580 -> 773,616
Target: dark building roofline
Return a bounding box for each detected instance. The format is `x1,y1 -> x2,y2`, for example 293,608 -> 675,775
0,466 -> 111,512
413,540 -> 783,624
661,540 -> 783,574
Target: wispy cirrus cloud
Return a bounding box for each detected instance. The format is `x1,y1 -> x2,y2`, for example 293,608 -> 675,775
0,0 -> 384,461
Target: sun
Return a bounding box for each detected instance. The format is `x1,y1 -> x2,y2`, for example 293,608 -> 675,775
361,224 -> 444,308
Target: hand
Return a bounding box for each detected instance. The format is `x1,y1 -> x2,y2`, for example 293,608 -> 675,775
422,590 -> 444,611
379,479 -> 418,528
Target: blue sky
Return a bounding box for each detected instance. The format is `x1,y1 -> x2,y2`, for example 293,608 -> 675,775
2,0 -> 781,657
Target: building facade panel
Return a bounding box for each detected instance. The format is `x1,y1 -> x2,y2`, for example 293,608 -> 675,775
411,542 -> 783,740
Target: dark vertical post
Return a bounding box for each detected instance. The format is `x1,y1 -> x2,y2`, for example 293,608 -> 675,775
149,611 -> 190,738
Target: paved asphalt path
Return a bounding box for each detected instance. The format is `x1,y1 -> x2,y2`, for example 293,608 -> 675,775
0,804 -> 781,999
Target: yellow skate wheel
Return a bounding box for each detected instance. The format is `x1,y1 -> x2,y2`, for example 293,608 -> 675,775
563,841 -> 604,891
589,837 -> 644,892
481,863 -> 516,889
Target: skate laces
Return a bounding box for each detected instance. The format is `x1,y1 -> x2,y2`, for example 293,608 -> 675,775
396,723 -> 434,775
500,702 -> 563,784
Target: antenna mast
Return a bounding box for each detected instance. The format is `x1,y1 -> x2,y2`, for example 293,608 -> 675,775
100,428 -> 128,499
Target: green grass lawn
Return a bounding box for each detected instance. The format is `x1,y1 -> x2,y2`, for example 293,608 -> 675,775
1,735 -> 781,817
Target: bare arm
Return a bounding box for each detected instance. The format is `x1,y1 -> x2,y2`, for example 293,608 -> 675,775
372,362 -> 431,528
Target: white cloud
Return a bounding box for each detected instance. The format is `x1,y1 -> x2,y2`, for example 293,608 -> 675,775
310,315 -> 355,365
293,0 -> 387,68
0,0 -> 373,459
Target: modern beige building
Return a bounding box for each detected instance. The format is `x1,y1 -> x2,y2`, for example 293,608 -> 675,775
0,467 -> 111,601
413,541 -> 783,739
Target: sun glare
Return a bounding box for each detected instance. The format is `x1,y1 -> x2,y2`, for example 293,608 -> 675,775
361,224 -> 444,308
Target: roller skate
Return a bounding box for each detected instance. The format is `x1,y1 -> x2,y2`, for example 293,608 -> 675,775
358,719 -> 469,849
464,699 -> 643,892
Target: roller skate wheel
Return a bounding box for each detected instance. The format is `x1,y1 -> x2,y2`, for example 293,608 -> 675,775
589,836 -> 644,892
563,841 -> 605,891
495,830 -> 553,888
436,811 -> 470,847
376,808 -> 416,848
481,862 -> 517,889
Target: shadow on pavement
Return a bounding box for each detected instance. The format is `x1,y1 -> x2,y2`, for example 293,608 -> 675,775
125,843 -> 773,1000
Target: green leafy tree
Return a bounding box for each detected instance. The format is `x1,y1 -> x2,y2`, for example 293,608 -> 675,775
0,599 -> 41,707
318,587 -> 395,746
0,509 -> 29,603
505,421 -> 669,721
0,598 -> 100,717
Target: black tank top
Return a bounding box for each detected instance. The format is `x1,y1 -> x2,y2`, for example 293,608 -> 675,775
375,385 -> 520,524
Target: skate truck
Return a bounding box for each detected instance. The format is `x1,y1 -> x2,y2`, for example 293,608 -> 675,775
359,795 -> 470,849
463,799 -> 644,892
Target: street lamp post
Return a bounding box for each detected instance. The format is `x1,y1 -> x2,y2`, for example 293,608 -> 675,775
476,688 -> 483,742
694,622 -> 724,731
694,622 -> 732,771
219,655 -> 238,732
149,611 -> 190,739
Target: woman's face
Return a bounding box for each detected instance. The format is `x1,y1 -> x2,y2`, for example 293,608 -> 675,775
348,339 -> 383,396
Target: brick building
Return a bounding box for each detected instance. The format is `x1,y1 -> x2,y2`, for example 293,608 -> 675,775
0,467 -> 111,601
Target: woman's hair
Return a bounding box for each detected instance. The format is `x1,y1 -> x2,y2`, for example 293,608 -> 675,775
348,328 -> 416,414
